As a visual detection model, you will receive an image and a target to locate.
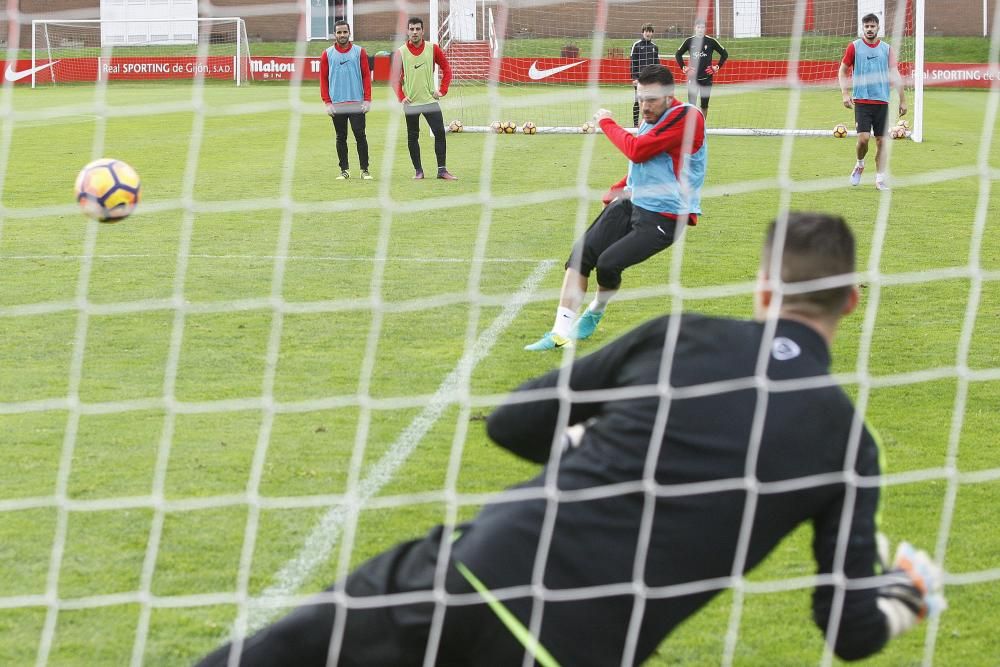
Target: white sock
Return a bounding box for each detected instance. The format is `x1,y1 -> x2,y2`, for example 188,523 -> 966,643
876,172 -> 885,181
857,159 -> 865,167
588,290 -> 617,314
553,306 -> 577,337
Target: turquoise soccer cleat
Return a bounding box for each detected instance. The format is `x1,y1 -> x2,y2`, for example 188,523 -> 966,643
524,332 -> 573,351
570,309 -> 604,340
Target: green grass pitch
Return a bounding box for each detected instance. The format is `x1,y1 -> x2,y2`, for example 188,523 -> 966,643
0,80 -> 998,665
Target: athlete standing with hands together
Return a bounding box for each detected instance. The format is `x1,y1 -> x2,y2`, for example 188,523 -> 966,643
320,20 -> 372,180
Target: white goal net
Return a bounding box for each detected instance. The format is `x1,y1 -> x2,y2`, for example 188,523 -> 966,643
30,17 -> 253,87
0,0 -> 996,665
438,0 -> 922,138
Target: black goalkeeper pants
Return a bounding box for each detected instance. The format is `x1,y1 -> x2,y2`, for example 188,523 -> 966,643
195,525 -> 493,667
404,103 -> 447,172
686,76 -> 715,114
194,483 -> 716,665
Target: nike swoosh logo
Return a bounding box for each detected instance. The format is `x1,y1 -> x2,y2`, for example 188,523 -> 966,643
4,60 -> 60,82
414,63 -> 424,69
528,60 -> 586,80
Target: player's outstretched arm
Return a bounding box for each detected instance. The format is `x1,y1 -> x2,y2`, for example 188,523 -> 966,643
487,320 -> 657,462
876,540 -> 947,638
598,105 -> 704,164
486,359 -> 614,463
810,432 -> 888,661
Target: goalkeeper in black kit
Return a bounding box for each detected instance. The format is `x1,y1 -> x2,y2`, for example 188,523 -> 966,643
197,213 -> 945,666
675,17 -> 728,119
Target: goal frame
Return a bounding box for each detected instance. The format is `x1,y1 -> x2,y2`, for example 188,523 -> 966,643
30,16 -> 252,88
430,0 -> 925,141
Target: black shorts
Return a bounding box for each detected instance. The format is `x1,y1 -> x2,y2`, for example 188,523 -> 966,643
854,103 -> 889,137
567,198 -> 681,289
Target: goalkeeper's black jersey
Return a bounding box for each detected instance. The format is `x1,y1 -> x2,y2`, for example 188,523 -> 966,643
675,34 -> 729,79
482,314 -> 889,663
198,315 -> 892,667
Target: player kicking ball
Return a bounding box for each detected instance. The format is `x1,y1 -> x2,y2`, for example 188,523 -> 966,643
525,64 -> 706,351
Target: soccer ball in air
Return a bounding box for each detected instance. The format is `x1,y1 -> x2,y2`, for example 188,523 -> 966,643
580,120 -> 596,134
832,123 -> 848,138
502,121 -> 517,134
522,121 -> 537,135
490,120 -> 504,134
448,119 -> 464,133
890,125 -> 908,140
75,158 -> 140,222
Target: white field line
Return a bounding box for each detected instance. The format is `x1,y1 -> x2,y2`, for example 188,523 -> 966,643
241,260 -> 555,633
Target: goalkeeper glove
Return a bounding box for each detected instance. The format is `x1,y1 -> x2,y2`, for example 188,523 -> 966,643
560,418 -> 598,451
561,423 -> 586,451
876,539 -> 947,639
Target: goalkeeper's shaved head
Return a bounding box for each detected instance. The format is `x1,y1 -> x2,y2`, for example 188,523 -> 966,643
761,212 -> 856,318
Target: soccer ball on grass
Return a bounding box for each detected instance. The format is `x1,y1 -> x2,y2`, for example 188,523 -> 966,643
896,118 -> 910,130
522,121 -> 537,135
580,121 -> 596,134
75,158 -> 140,222
501,121 -> 517,134
832,123 -> 848,138
448,119 -> 464,133
890,125 -> 909,140
490,120 -> 504,134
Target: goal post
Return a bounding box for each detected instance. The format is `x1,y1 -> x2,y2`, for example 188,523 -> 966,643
30,17 -> 253,88
434,0 -> 924,140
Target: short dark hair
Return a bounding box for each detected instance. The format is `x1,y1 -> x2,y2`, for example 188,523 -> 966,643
636,63 -> 674,87
761,212 -> 856,316
334,20 -> 350,30
408,16 -> 424,28
862,13 -> 880,25
641,23 -> 654,32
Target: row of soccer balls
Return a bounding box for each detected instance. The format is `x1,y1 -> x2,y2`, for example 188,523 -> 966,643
448,120 -> 599,134
833,118 -> 911,139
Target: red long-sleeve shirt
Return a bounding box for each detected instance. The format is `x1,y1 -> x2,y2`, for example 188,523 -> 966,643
598,99 -> 706,225
390,40 -> 452,102
319,42 -> 372,105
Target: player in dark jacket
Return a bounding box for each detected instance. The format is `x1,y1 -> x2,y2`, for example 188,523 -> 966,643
630,23 -> 660,127
675,18 -> 729,119
196,212 -> 944,667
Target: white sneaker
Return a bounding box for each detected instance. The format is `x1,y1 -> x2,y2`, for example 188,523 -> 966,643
875,178 -> 889,191
850,164 -> 864,186
337,170 -> 350,180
